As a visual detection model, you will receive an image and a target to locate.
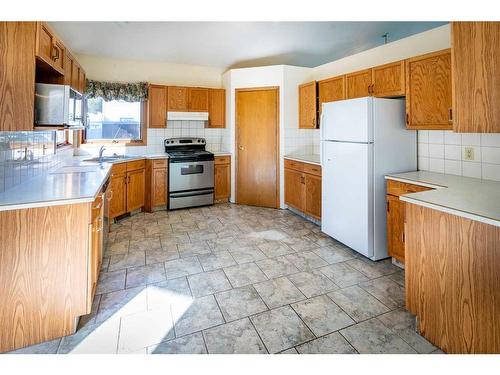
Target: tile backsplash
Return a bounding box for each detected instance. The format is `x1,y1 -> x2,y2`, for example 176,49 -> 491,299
418,130 -> 500,181
79,120 -> 229,156
284,128 -> 320,155
0,131 -> 73,193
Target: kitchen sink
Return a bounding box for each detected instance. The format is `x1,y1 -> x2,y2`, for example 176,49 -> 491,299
83,155 -> 136,163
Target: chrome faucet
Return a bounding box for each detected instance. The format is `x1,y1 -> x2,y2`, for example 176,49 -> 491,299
98,146 -> 107,163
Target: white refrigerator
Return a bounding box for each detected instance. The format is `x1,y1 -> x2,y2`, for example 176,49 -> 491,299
320,97 -> 416,260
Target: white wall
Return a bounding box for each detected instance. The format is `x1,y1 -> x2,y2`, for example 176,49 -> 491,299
312,24 -> 451,80
76,53 -> 224,87
222,65 -> 285,207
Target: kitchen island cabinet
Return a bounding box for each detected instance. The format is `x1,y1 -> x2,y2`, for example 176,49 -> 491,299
0,198 -> 104,353
405,203 -> 500,353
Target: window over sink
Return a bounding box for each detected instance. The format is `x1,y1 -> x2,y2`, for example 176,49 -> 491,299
84,97 -> 146,145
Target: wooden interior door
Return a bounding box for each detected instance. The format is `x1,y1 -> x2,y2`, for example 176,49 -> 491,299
236,88 -> 279,208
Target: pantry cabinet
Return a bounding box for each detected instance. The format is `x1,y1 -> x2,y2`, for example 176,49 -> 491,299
452,22 -> 500,133
405,49 -> 452,130
372,60 -> 405,97
284,159 -> 322,220
385,179 -> 433,263
148,84 -> 168,128
345,68 -> 373,99
298,81 -> 318,129
214,156 -> 231,203
318,76 -> 345,114
208,88 -> 226,128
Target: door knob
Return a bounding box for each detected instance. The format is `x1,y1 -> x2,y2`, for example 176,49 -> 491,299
238,145 -> 244,151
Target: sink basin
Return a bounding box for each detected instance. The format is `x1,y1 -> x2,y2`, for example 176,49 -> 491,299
84,155 -> 136,163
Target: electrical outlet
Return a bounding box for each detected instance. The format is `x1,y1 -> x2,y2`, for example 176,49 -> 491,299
464,147 -> 475,161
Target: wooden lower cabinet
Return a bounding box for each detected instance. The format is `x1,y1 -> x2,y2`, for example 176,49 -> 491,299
127,168 -> 145,212
109,164 -> 127,218
145,159 -> 168,212
385,179 -> 433,263
109,161 -> 146,219
88,193 -> 104,310
405,203 -> 500,353
0,201 -> 101,353
214,155 -> 231,203
284,159 -> 321,220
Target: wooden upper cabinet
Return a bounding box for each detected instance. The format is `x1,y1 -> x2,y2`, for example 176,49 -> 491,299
188,87 -> 209,111
345,68 -> 373,99
71,61 -> 80,91
208,88 -> 226,128
299,81 -> 318,129
0,22 -> 36,131
148,85 -> 167,128
63,51 -> 74,86
452,22 -> 500,133
405,49 -> 452,130
35,22 -> 64,74
78,69 -> 85,94
318,76 -> 345,114
167,86 -> 189,111
372,61 -> 405,97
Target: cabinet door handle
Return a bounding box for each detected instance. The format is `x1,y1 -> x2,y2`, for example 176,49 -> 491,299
401,231 -> 405,243
312,117 -> 316,127
448,108 -> 453,123
107,190 -> 113,201
406,113 -> 410,125
386,200 -> 390,213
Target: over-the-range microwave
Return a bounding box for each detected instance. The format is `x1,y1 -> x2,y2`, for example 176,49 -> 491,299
34,83 -> 84,129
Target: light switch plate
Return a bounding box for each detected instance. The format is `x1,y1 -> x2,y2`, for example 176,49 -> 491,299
464,146 -> 475,161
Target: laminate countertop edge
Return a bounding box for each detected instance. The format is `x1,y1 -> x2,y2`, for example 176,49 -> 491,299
284,155 -> 321,166
385,172 -> 500,228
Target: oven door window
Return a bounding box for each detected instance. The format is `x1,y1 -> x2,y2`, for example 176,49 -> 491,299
181,164 -> 204,175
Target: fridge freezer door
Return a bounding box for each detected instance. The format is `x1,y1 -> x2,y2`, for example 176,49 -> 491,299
321,141 -> 374,258
321,97 -> 373,143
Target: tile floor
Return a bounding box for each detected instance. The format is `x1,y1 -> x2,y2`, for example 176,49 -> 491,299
10,203 -> 442,354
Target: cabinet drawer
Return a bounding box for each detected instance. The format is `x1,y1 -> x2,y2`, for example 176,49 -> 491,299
386,179 -> 432,197
303,163 -> 321,177
127,159 -> 146,172
284,159 -> 304,172
153,159 -> 167,169
215,156 -> 231,165
111,162 -> 127,176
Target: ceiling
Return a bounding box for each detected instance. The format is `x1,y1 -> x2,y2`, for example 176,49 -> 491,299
50,22 -> 447,69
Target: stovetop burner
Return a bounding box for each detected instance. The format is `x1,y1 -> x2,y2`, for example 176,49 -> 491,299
164,137 -> 214,162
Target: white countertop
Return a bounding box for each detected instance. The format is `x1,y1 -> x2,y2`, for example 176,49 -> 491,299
0,158 -> 112,212
284,154 -> 321,165
0,151 -> 232,212
385,171 -> 500,227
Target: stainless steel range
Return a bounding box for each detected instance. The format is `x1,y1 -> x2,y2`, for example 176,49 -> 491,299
164,137 -> 214,210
